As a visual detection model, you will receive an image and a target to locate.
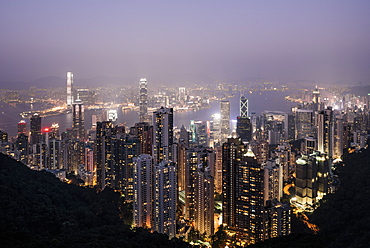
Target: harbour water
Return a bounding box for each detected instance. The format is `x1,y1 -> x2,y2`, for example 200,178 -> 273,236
1,90 -> 298,137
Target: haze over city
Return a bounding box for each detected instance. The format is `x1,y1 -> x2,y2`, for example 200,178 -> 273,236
2,1 -> 370,247
1,1 -> 370,86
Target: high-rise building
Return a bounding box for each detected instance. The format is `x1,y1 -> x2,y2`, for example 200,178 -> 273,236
222,138 -> 247,228
153,160 -> 177,238
190,120 -> 210,147
294,152 -> 329,208
317,107 -> 334,160
184,147 -> 215,222
240,96 -> 248,118
133,154 -> 154,229
130,122 -> 153,155
17,120 -> 27,135
72,95 -> 85,140
235,148 -> 265,244
30,113 -> 41,145
179,87 -> 186,102
139,78 -> 148,123
15,133 -> 28,165
295,109 -> 315,140
66,72 -> 73,106
236,116 -> 252,142
263,159 -> 283,204
220,101 -> 230,143
194,165 -> 214,236
264,200 -> 291,239
152,107 -> 174,164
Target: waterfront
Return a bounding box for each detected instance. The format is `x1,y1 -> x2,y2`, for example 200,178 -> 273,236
1,89 -> 298,137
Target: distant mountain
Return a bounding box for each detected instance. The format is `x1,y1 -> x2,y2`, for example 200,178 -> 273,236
28,76 -> 66,88
0,154 -> 190,247
0,81 -> 29,90
344,85 -> 370,96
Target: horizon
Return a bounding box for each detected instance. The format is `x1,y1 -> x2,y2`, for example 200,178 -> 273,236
1,1 -> 370,86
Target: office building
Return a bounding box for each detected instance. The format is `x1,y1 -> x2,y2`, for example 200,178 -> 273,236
153,160 -> 177,238
236,116 -> 252,142
152,107 -> 174,164
317,107 -> 334,160
66,71 -> 73,106
139,78 -> 148,123
17,120 -> 27,135
295,109 -> 315,140
72,95 -> 85,140
220,101 -> 230,143
133,154 -> 154,229
194,165 -> 214,236
240,96 -> 248,118
30,113 -> 42,145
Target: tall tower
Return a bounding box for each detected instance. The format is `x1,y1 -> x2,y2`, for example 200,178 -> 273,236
66,72 -> 73,106
72,94 -> 85,140
153,160 -> 177,238
133,154 -> 154,229
220,101 -> 230,143
152,107 -> 174,164
317,107 -> 334,160
30,113 -> 41,145
139,78 -> 148,123
240,95 -> 248,118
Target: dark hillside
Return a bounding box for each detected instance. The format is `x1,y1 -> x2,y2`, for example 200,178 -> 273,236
0,153 -> 190,248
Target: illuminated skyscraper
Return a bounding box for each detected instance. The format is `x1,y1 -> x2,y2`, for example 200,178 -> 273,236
30,113 -> 41,145
194,165 -> 214,236
240,96 -> 248,118
72,94 -> 85,140
220,101 -> 230,143
153,160 -> 177,238
18,120 -> 27,135
317,107 -> 334,160
66,72 -> 73,106
152,107 -> 173,164
133,154 -> 154,229
295,109 -> 314,140
139,78 -> 148,123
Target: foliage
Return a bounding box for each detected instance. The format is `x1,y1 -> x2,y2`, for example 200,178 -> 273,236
0,154 -> 191,247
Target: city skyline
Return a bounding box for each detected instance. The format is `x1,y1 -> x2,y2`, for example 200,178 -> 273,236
1,1 -> 370,85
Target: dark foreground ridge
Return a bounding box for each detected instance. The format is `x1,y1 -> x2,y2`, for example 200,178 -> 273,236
249,147 -> 370,248
0,153 -> 190,248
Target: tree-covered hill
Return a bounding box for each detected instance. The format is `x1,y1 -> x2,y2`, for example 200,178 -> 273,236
249,148 -> 370,248
0,153 -> 190,248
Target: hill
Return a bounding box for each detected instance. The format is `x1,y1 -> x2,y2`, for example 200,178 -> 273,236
0,153 -> 190,248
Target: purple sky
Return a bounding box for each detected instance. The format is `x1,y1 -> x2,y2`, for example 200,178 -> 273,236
1,1 -> 370,85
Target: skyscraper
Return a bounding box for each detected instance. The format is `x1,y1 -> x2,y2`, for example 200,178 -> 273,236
152,107 -> 174,164
240,96 -> 248,118
72,94 -> 85,140
317,107 -> 334,160
139,78 -> 148,123
236,116 -> 252,142
133,154 -> 154,229
30,113 -> 41,145
153,160 -> 177,238
17,120 -> 27,135
220,101 -> 230,143
66,72 -> 73,106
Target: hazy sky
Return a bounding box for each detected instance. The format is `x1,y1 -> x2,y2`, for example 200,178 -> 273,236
1,1 -> 370,85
